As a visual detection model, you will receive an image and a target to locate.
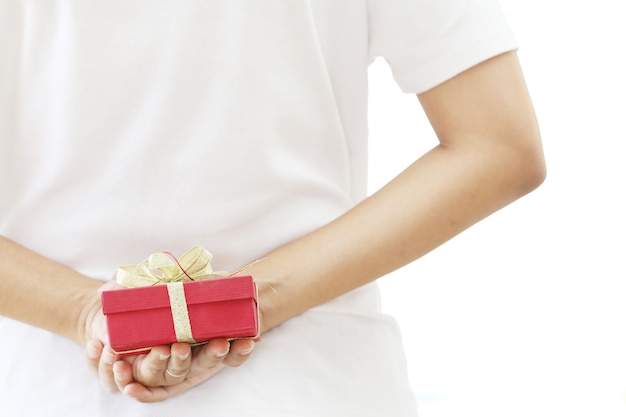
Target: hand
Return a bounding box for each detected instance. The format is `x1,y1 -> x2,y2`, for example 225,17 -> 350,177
86,338 -> 255,402
110,338 -> 255,402
82,280 -> 256,402
81,279 -> 123,391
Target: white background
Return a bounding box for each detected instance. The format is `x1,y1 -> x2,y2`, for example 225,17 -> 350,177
368,1 -> 626,416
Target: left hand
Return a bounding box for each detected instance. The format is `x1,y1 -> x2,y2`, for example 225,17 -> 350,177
87,338 -> 255,402
83,279 -> 256,402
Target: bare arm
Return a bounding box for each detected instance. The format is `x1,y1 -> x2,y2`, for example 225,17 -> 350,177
0,50 -> 545,402
250,51 -> 546,332
0,237 -> 101,345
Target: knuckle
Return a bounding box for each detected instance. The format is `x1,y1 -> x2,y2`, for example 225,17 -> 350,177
146,366 -> 163,377
142,360 -> 165,376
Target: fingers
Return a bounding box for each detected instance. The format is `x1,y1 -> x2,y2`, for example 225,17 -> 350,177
85,342 -> 183,403
222,338 -> 255,367
85,339 -> 104,375
193,338 -> 230,370
192,338 -> 255,373
165,343 -> 192,382
122,381 -> 186,403
86,338 -> 257,403
131,343 -> 192,387
122,339 -> 257,403
98,345 -> 121,392
86,339 -> 128,393
112,360 -> 134,391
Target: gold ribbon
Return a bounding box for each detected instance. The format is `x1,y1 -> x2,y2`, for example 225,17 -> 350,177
166,282 -> 196,344
116,245 -> 223,288
115,246 -> 224,344
115,246 -> 262,345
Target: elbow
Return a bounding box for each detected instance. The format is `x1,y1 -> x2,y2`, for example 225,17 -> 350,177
509,135 -> 547,197
527,153 -> 547,192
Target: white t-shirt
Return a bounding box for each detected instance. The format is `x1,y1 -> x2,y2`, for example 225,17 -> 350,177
0,1 -> 518,416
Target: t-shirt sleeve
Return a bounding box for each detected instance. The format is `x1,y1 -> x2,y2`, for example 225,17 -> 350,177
368,0 -> 519,94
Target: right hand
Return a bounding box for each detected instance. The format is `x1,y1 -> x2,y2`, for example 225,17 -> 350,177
105,338 -> 255,402
82,280 -> 257,402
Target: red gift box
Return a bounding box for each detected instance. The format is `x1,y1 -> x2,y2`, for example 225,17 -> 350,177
101,275 -> 259,356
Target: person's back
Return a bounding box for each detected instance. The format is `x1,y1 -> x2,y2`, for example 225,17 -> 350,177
0,2 -> 543,416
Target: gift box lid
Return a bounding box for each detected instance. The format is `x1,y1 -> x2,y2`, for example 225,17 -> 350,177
101,275 -> 257,315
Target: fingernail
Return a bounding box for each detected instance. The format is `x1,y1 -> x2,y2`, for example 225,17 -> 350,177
215,350 -> 229,358
159,353 -> 171,361
240,345 -> 255,356
178,351 -> 190,360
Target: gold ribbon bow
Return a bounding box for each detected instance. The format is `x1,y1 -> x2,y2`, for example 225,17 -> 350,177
116,245 -> 223,288
115,246 -> 224,344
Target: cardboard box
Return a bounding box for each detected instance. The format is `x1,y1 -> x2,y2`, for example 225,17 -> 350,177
101,275 -> 259,356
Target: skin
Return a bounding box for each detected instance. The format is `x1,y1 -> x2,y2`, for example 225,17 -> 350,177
0,51 -> 545,403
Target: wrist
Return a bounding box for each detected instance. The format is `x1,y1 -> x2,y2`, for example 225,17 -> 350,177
69,279 -> 105,346
242,254 -> 321,334
239,260 -> 288,334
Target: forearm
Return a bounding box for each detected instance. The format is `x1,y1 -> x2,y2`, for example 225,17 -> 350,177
252,135 -> 545,332
0,236 -> 101,345
250,51 -> 545,332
